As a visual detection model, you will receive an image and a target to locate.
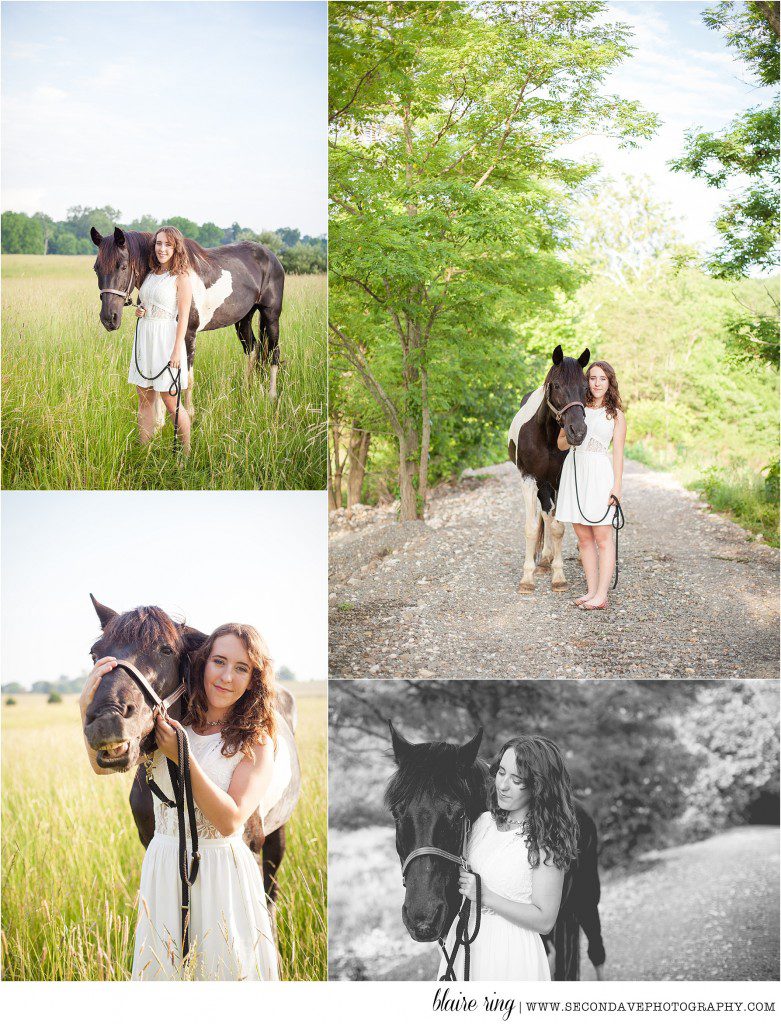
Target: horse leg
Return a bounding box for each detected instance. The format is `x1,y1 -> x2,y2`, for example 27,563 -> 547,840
536,512 -> 554,573
259,307 -> 281,400
129,766 -> 154,848
182,331 -> 196,418
549,515 -> 568,591
519,476 -> 540,594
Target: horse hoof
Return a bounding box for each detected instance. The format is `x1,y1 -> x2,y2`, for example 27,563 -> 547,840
551,580 -> 569,593
518,582 -> 535,594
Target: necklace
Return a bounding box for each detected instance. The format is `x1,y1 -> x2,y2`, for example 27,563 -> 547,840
204,719 -> 224,728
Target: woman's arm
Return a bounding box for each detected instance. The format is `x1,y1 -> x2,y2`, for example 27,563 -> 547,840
156,717 -> 273,837
79,657 -> 118,775
170,274 -> 193,368
610,409 -> 626,503
460,858 -> 565,934
556,428 -> 570,452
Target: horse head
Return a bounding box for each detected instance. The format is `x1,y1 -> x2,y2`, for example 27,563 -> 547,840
91,226 -> 146,331
83,595 -> 207,773
545,345 -> 590,446
385,722 -> 487,943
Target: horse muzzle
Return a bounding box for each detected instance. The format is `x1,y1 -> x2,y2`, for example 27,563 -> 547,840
402,899 -> 450,942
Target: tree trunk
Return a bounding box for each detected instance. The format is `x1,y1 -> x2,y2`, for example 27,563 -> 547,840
347,429 -> 370,507
329,421 -> 346,511
419,365 -> 430,509
398,433 -> 420,521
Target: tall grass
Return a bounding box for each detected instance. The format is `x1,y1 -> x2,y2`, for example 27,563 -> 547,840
1,693 -> 326,981
1,256 -> 326,490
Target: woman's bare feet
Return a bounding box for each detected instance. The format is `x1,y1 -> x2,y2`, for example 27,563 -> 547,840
580,597 -> 608,611
573,594 -> 596,606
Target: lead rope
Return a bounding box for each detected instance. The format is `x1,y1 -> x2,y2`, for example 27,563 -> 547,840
132,313 -> 183,455
437,872 -> 482,981
571,449 -> 625,590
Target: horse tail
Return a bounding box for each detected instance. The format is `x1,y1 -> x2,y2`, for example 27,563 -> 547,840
533,512 -> 545,564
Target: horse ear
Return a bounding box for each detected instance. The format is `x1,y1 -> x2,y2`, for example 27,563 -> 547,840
181,624 -> 208,653
389,721 -> 414,762
578,348 -> 590,368
456,728 -> 483,767
90,227 -> 103,247
114,226 -> 126,248
552,345 -> 563,365
90,593 -> 117,629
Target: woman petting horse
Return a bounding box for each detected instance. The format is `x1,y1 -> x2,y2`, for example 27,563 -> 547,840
128,226 -> 193,454
442,735 -> 579,981
556,361 -> 626,611
80,622 -> 280,981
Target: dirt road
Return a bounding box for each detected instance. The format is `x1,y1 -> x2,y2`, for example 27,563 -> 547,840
329,460 -> 778,679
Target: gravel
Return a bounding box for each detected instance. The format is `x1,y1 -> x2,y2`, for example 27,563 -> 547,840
329,460 -> 779,680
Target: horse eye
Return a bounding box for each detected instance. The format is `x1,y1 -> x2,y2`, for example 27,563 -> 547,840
159,644 -> 174,657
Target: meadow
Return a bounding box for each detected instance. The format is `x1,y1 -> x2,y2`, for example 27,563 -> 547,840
1,256 -> 326,490
1,690 -> 327,981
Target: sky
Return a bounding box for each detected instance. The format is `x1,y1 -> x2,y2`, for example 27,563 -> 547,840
1,491 -> 327,685
558,1 -> 778,256
1,1 -> 327,234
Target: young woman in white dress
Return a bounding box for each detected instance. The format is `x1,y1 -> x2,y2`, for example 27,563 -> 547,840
80,624 -> 282,981
441,736 -> 579,981
128,225 -> 193,453
555,360 -> 626,610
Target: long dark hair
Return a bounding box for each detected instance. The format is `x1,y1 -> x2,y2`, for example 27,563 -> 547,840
586,360 -> 623,420
489,735 -> 579,870
184,623 -> 276,760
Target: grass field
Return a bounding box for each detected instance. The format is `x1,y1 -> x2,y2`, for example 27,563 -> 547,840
1,691 -> 327,981
1,256 -> 326,490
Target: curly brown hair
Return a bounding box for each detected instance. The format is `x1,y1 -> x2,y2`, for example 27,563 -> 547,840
184,624 -> 276,761
489,735 -> 579,871
148,225 -> 191,277
586,360 -> 624,420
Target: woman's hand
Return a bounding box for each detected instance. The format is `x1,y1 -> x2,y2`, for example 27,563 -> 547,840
155,713 -> 182,764
169,346 -> 185,370
458,869 -> 478,903
135,305 -> 146,318
79,656 -> 116,720
609,484 -> 622,506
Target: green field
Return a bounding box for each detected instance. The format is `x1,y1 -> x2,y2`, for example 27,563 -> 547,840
1,256 -> 326,490
1,691 -> 327,981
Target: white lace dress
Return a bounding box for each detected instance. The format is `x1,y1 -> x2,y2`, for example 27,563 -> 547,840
556,405 -> 616,525
437,812 -> 551,981
128,271 -> 186,392
131,727 -> 279,981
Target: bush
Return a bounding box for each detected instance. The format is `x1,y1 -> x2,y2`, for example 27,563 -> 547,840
695,464 -> 779,546
47,692 -> 63,704
5,697 -> 17,706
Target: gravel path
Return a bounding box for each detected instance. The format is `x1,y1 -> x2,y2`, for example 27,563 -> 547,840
329,460 -> 779,679
376,826 -> 780,981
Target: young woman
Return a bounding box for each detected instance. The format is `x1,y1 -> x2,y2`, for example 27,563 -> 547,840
556,360 -> 626,610
128,225 -> 193,453
80,624 -> 282,981
439,735 -> 579,981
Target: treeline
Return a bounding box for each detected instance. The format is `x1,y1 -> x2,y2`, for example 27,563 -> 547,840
1,665 -> 296,695
1,205 -> 326,274
329,680 -> 780,869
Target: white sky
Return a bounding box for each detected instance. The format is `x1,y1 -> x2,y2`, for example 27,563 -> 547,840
1,1 -> 327,234
558,1 -> 778,255
1,491 -> 327,685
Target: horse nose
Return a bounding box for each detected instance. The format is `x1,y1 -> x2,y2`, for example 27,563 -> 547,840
110,309 -> 118,326
405,900 -> 447,940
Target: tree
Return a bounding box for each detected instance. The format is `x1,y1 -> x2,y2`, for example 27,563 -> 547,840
65,205 -> 122,239
164,216 -> 200,239
33,212 -> 56,254
198,221 -> 223,247
329,1 -> 657,519
670,2 -> 779,365
1,212 -> 44,253
125,214 -> 158,233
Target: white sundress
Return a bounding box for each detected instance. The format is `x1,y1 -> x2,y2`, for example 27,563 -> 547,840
131,727 -> 279,981
128,271 -> 187,392
436,812 -> 551,981
556,405 -> 616,525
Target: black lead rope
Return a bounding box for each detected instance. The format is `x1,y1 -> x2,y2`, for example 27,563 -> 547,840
132,314 -> 183,455
438,873 -> 482,981
572,449 -> 625,590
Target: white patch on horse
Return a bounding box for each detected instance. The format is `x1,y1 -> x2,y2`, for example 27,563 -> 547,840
190,269 -> 233,332
508,385 -> 544,448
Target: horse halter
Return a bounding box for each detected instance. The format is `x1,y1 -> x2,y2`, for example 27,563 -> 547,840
111,658 -> 187,716
544,382 -> 585,424
99,267 -> 137,306
401,815 -> 470,878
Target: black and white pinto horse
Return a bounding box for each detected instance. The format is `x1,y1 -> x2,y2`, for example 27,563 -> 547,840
91,226 -> 285,408
508,346 -> 589,593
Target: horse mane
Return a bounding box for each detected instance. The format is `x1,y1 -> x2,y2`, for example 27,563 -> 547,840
95,605 -> 185,656
384,739 -> 488,822
543,356 -> 585,389
183,236 -> 218,270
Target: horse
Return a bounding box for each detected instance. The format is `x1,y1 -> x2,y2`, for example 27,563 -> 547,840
385,721 -> 487,944
83,595 -> 301,906
90,226 -> 285,409
507,345 -> 590,593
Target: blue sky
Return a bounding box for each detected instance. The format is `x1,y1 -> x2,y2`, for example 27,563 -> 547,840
1,1 -> 326,234
559,1 -> 778,255
1,491 -> 327,685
